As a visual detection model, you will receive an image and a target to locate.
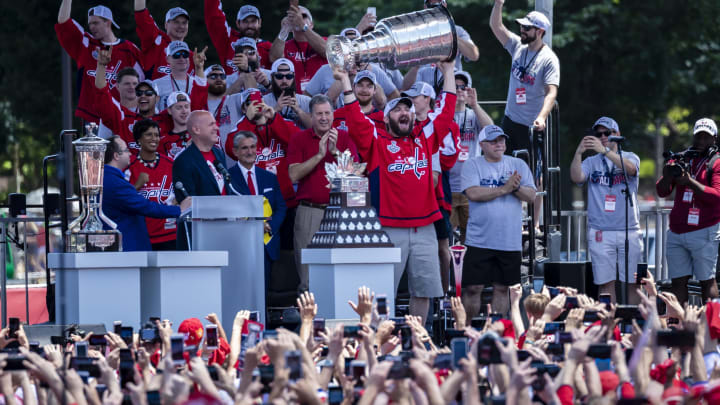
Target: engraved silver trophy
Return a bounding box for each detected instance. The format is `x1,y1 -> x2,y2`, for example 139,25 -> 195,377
308,150 -> 392,248
450,244 -> 466,297
326,6 -> 457,71
66,123 -> 122,252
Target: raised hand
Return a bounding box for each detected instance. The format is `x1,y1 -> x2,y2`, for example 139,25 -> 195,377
348,286 -> 374,324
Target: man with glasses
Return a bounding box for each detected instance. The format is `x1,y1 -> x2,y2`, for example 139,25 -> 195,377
134,2 -> 193,79
103,135 -> 191,252
227,38 -> 272,94
154,41 -> 207,110
571,117 -> 642,304
263,59 -> 312,129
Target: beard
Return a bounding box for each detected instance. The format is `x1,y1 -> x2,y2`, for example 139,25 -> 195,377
520,32 -> 537,45
272,80 -> 295,99
209,82 -> 227,96
387,116 -> 413,137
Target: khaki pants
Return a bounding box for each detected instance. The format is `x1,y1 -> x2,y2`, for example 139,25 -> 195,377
450,193 -> 469,243
293,204 -> 326,292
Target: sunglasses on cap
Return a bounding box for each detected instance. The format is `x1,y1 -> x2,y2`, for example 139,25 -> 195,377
273,73 -> 295,80
136,89 -> 156,97
208,73 -> 227,80
520,25 -> 536,31
235,47 -> 256,56
172,51 -> 190,59
594,130 -> 612,138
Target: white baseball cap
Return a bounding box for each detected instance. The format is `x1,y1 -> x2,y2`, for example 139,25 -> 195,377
593,117 -> 620,133
271,58 -> 295,74
402,82 -> 436,99
88,5 -> 120,29
454,70 -> 472,88
165,7 -> 189,23
166,41 -> 190,57
694,118 -> 718,137
298,6 -> 313,22
340,28 -> 360,38
384,97 -> 415,116
231,37 -> 257,52
516,11 -> 551,32
167,91 -> 190,107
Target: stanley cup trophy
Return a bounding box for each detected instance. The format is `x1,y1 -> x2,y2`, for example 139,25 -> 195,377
326,6 -> 457,71
66,123 -> 122,252
450,244 -> 466,297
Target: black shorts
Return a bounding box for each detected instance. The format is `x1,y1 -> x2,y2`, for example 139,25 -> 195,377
501,115 -> 531,156
461,245 -> 522,287
433,208 -> 451,240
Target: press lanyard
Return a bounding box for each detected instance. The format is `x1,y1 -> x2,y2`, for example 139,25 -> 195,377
171,75 -> 189,93
521,44 -> 544,79
601,157 -> 613,189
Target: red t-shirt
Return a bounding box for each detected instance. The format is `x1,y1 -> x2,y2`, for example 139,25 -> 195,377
201,150 -> 227,195
287,128 -> 358,204
557,385 -> 574,405
134,9 -> 194,79
55,19 -> 143,122
284,39 -> 327,93
656,157 -> 720,234
204,0 -> 272,73
126,154 -> 177,244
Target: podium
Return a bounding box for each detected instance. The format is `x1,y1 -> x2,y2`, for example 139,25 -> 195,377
49,252 -> 147,329
303,247 -> 401,319
190,196 -> 265,331
141,251 -> 227,325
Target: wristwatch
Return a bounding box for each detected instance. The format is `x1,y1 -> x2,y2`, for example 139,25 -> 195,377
302,24 -> 309,32
602,146 -> 610,155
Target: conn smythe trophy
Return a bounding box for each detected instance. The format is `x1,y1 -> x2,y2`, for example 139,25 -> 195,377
308,151 -> 392,248
326,6 -> 457,71
66,123 -> 122,252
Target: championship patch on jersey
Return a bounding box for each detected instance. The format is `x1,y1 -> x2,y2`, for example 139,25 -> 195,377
387,140 -> 400,153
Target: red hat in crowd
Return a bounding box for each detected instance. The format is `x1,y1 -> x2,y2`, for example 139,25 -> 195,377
650,359 -> 677,385
179,318 -> 204,346
661,386 -> 686,405
706,302 -> 720,339
599,370 -> 619,395
585,320 -> 621,341
498,319 -> 516,339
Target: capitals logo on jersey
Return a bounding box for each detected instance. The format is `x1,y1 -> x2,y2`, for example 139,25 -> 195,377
511,60 -> 537,85
86,60 -> 122,89
139,175 -> 174,203
478,170 -> 513,188
589,170 -> 626,187
387,147 -> 428,180
255,139 -> 285,164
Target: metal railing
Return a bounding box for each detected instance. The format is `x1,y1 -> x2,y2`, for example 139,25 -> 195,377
559,208 -> 672,280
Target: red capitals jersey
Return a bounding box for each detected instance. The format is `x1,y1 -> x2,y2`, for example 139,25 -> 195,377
204,0 -> 272,74
344,93 -> 456,228
126,154 -> 177,244
158,131 -> 191,160
55,19 -> 143,122
226,114 -> 300,207
91,85 -> 142,152
284,39 -> 327,93
435,122 -> 460,212
134,9 -> 194,79
333,105 -> 384,132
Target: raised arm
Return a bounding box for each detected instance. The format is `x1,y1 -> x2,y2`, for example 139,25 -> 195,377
490,0 -> 512,46
134,0 -> 146,11
269,17 -> 292,62
58,0 -> 72,23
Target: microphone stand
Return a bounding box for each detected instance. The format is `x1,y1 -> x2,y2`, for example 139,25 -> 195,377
616,141 -> 634,304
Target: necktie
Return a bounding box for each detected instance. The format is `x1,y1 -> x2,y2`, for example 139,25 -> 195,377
247,171 -> 256,195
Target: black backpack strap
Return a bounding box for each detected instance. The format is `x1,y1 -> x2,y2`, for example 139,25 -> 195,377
707,153 -> 720,180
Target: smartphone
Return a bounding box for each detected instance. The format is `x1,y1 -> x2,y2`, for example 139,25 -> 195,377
208,366 -> 219,381
344,357 -> 353,377
480,287 -> 494,312
328,386 -> 343,405
400,326 -> 412,351
119,359 -> 134,389
285,350 -> 303,380
657,297 -> 667,317
587,344 -> 612,359
206,325 -> 218,350
170,334 -> 185,366
583,311 -> 601,323
95,384 -> 107,398
4,355 -> 26,371
147,390 -> 161,405
616,305 -> 641,321
377,295 -> 388,315
388,359 -> 413,379
8,318 -> 19,339
367,7 -> 376,16
259,364 -> 274,385
313,318 -> 325,339
70,357 -> 101,378
557,332 -> 573,344
29,341 -> 42,355
433,353 -> 452,369
476,336 -> 503,365
547,342 -> 563,355
343,325 -> 360,338
444,328 -> 466,346
113,321 -> 122,335
656,329 -> 696,348
488,395 -> 506,405
565,296 -> 579,309
598,294 -> 612,310
533,277 -> 544,293
76,341 -> 89,358
548,287 -> 560,298
543,322 -> 565,334
50,336 -> 66,345
119,348 -> 133,362
140,328 -> 157,342
489,313 -> 503,323
350,360 -> 366,380
517,350 -> 531,362
149,317 -> 161,324
249,311 -> 260,322
451,337 -> 468,369
89,334 -> 107,346
470,317 -> 487,329
636,263 -> 648,281
120,326 -> 133,345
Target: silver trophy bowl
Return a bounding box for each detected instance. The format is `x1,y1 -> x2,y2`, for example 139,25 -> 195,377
327,6 -> 458,71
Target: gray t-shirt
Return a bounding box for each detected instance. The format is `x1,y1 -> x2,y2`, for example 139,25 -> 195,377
304,63 -> 397,97
449,107 -> 485,193
461,155 -> 535,251
454,25 -> 472,71
579,152 -> 641,231
503,34 -> 560,126
208,93 -> 245,167
262,93 -> 312,129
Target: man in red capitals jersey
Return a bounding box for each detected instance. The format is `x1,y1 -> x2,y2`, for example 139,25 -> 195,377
204,1 -> 272,74
333,70 -> 384,133
56,2 -> 144,123
134,1 -> 195,80
125,119 -> 177,250
269,5 -> 327,93
335,61 -> 457,323
158,92 -> 192,160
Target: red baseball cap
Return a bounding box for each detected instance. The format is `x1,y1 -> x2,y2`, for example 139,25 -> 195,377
178,318 -> 204,347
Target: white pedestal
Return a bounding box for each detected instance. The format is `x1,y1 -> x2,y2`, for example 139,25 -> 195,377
142,251 -> 227,326
49,252 -> 147,330
302,248 -> 401,319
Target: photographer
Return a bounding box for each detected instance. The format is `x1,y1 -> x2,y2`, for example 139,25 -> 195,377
656,118 -> 720,304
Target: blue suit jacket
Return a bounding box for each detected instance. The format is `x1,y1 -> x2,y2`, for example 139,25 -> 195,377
171,143 -> 227,202
229,164 -> 287,260
103,165 -> 181,251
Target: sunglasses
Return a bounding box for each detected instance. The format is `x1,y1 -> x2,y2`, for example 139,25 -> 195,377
274,73 -> 295,80
520,25 -> 535,32
235,48 -> 256,56
594,130 -> 612,138
172,51 -> 190,59
136,89 -> 156,97
208,73 -> 227,80
457,85 -> 467,90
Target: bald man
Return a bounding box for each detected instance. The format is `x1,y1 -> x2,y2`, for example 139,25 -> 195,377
172,110 -> 228,249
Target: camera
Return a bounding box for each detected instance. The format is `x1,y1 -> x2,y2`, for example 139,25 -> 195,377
663,147 -> 716,177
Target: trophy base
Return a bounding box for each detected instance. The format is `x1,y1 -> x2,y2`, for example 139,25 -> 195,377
66,230 -> 122,252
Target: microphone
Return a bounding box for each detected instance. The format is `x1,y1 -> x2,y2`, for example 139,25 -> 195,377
214,160 -> 241,196
608,136 -> 625,144
174,181 -> 189,199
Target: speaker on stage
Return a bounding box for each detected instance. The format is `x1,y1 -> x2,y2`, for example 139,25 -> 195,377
544,261 -> 597,298
24,324 -> 107,346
